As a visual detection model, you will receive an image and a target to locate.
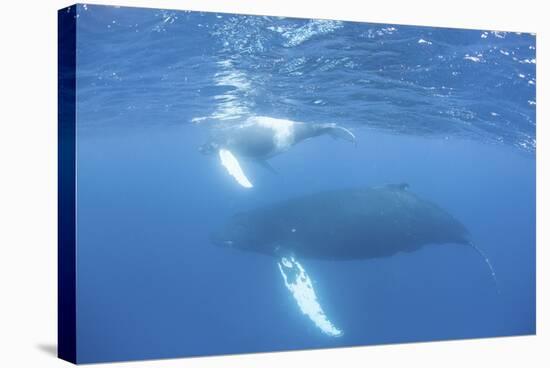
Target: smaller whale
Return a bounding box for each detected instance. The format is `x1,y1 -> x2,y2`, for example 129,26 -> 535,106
199,116 -> 356,188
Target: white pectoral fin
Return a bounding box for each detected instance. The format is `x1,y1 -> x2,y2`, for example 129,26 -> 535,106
218,149 -> 253,188
277,256 -> 343,337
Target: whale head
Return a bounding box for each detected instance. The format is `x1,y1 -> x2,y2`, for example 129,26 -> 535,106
198,142 -> 219,155
210,212 -> 276,254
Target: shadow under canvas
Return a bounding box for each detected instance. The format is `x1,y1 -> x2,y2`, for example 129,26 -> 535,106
37,344 -> 57,357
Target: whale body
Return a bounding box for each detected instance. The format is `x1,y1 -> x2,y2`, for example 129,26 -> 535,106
213,184 -> 471,259
212,184 -> 497,337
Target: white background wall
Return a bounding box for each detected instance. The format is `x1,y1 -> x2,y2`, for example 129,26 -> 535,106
0,0 -> 546,367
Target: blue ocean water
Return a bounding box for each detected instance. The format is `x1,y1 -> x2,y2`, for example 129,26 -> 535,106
73,4 -> 536,363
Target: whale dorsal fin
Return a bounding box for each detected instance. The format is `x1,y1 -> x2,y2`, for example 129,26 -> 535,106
277,255 -> 343,337
218,149 -> 253,188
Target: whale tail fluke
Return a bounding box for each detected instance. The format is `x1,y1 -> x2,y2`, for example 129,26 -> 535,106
467,241 -> 500,294
324,124 -> 357,147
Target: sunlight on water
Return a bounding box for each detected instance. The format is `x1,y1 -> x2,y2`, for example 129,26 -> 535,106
278,256 -> 343,337
211,60 -> 252,121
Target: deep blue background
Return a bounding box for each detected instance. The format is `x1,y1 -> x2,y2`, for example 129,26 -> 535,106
74,4 -> 535,363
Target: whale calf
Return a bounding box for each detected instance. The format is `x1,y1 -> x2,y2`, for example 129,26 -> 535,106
200,116 -> 356,188
212,184 -> 497,336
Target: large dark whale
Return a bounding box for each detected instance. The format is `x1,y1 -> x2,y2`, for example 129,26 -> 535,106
212,184 -> 497,337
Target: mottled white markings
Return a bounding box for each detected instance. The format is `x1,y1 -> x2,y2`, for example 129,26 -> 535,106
278,256 -> 343,337
251,116 -> 296,151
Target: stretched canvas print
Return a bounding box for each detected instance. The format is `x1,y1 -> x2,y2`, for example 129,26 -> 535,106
58,3 -> 536,364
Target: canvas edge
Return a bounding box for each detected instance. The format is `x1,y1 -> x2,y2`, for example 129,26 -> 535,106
58,4 -> 78,365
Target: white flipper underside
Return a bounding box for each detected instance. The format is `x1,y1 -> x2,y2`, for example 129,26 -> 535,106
277,256 -> 343,337
218,149 -> 253,188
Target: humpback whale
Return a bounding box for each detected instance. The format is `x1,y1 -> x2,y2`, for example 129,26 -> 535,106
199,116 -> 356,188
212,184 -> 498,337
